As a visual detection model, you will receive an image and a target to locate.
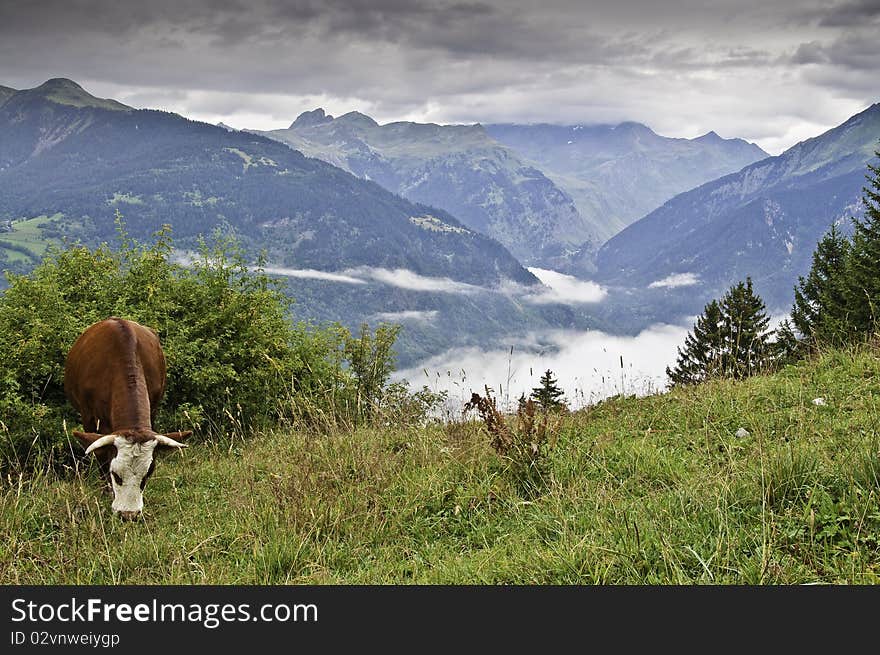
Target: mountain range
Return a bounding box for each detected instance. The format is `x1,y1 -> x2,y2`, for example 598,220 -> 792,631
595,102 -> 880,320
0,79 -> 567,365
486,122 -> 768,242
257,110 -> 598,274
257,110 -> 768,274
0,79 -> 537,286
1,77 -> 877,363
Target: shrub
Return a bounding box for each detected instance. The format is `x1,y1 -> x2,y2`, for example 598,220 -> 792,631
0,218 -> 345,471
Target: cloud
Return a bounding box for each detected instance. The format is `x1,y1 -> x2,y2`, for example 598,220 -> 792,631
346,267 -> 482,293
525,267 -> 607,304
262,266 -> 366,284
394,323 -> 690,411
372,310 -> 439,323
262,264 -> 484,293
648,272 -> 700,289
811,0 -> 880,27
1,1 -> 877,154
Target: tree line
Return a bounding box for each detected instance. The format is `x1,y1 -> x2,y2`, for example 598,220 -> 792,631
667,151 -> 880,387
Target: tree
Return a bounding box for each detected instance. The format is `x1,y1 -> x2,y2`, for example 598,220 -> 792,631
343,322 -> 401,422
667,278 -> 773,387
772,318 -> 804,366
667,299 -> 724,386
845,152 -> 880,335
791,224 -> 851,346
530,369 -> 566,411
721,277 -> 772,379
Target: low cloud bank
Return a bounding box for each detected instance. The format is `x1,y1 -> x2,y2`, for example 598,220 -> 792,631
649,272 -> 700,289
349,267 -> 481,294
263,264 -> 609,304
372,310 -> 439,323
262,266 -> 366,284
526,267 -> 607,303
264,265 -> 482,294
395,323 -> 690,412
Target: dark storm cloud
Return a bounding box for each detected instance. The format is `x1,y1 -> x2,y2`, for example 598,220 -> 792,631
812,0 -> 880,27
0,0 -> 877,153
792,41 -> 830,65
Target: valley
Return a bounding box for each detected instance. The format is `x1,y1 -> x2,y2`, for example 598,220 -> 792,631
1,78 -> 878,390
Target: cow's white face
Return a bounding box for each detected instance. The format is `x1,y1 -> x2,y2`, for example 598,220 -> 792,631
76,431 -> 189,520
109,439 -> 157,519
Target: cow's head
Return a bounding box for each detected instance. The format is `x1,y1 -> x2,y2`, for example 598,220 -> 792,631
74,430 -> 192,520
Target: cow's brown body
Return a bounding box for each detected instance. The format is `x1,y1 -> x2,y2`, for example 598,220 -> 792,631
65,317 -> 166,437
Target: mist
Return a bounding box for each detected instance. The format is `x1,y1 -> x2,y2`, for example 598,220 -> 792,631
525,267 -> 607,303
394,323 -> 690,412
263,265 -> 483,293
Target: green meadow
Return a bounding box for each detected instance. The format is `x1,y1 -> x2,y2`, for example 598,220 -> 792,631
2,344 -> 878,584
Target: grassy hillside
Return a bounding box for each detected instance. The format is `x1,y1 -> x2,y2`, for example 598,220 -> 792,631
2,344 -> 878,584
0,214 -> 58,263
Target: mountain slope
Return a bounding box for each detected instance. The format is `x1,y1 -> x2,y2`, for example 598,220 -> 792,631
486,122 -> 768,242
6,343 -> 880,584
257,110 -> 600,274
595,102 -> 880,315
0,79 -> 574,365
0,81 -> 537,288
0,85 -> 15,107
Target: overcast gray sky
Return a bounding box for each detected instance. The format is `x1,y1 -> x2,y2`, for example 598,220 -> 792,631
1,0 -> 877,153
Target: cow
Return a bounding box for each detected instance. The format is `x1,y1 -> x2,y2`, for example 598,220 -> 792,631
65,317 -> 192,520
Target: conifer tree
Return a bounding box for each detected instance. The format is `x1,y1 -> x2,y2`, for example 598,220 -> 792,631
667,278 -> 773,387
666,299 -> 724,386
791,223 -> 851,346
721,277 -> 772,379
773,318 -> 804,366
530,369 -> 566,411
845,153 -> 880,334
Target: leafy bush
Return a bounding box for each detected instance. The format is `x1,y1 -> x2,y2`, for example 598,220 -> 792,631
0,217 -> 355,470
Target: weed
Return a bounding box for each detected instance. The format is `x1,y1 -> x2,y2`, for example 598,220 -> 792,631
465,387 -> 560,496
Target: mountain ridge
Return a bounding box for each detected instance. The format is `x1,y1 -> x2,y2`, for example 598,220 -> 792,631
21,77 -> 130,111
485,121 -> 768,242
0,85 -> 15,107
595,101 -> 880,319
259,110 -> 601,274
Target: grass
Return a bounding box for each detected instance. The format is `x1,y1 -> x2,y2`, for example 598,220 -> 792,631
1,345 -> 879,584
0,215 -> 58,262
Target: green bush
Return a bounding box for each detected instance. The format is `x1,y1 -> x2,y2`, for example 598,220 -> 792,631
0,218 -> 349,470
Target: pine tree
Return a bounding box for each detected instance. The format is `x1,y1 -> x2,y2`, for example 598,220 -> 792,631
667,278 -> 773,387
772,318 -> 804,366
791,223 -> 851,346
721,277 -> 772,379
530,369 -> 566,411
666,299 -> 724,386
845,152 -> 880,335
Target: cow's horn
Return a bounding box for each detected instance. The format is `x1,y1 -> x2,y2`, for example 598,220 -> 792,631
154,435 -> 188,448
84,434 -> 117,454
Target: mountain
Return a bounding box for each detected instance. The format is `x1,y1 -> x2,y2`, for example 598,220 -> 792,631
256,110 -> 600,274
0,85 -> 15,107
595,102 -> 880,319
14,78 -> 130,112
486,122 -> 768,242
0,79 -> 569,365
0,80 -> 538,286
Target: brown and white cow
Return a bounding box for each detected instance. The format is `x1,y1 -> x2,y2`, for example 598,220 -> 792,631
65,317 -> 191,520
